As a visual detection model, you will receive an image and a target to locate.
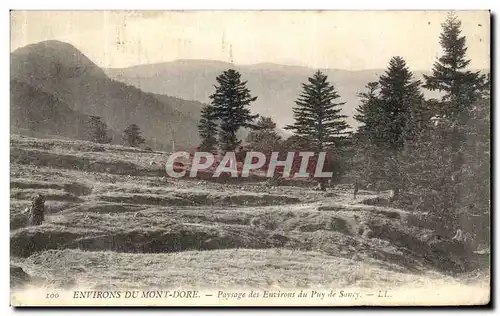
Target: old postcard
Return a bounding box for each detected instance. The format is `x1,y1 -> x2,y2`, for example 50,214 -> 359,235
10,10 -> 490,307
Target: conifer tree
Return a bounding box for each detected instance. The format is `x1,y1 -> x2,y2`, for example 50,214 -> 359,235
355,57 -> 423,149
423,13 -> 488,119
378,56 -> 424,150
197,105 -> 218,152
423,13 -> 488,180
209,69 -> 259,151
285,70 -> 350,151
285,71 -> 350,190
86,116 -> 112,144
417,13 -> 490,238
122,123 -> 146,147
353,57 -> 424,196
246,116 -> 282,153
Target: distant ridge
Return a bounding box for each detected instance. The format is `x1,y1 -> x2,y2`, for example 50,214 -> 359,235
106,59 -> 488,130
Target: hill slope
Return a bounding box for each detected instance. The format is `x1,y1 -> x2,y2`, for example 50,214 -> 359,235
10,135 -> 490,304
11,41 -> 204,150
10,80 -> 91,140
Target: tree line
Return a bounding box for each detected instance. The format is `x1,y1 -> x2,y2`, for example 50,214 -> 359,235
197,13 -> 490,245
85,117 -> 147,148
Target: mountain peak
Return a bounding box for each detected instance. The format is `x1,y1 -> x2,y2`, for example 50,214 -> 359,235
13,40 -> 86,58
11,40 -> 104,82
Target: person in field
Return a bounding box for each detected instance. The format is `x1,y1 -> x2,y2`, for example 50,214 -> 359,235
353,180 -> 359,199
26,194 -> 46,226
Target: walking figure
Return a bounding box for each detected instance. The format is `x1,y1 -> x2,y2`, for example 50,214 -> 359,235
353,181 -> 359,199
27,194 -> 46,226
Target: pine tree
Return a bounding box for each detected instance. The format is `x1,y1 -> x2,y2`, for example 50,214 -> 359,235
197,105 -> 218,152
285,71 -> 350,190
423,13 -> 489,177
378,57 -> 424,149
246,116 -> 282,153
285,70 -> 350,151
421,13 -> 489,233
209,69 -> 259,151
355,57 -> 423,149
122,123 -> 146,147
86,116 -> 112,144
423,13 -> 488,119
353,57 -> 424,196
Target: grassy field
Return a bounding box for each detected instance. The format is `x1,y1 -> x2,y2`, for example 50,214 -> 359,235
10,135 -> 490,303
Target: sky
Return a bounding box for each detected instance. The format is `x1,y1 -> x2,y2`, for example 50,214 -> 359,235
10,10 -> 490,71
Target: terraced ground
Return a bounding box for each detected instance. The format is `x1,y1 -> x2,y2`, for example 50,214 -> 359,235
9,135 -> 490,305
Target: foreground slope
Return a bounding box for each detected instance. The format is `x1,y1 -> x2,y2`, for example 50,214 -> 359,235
10,136 -> 489,296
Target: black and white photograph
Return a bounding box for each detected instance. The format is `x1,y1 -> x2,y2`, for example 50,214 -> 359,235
9,10 -> 491,306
